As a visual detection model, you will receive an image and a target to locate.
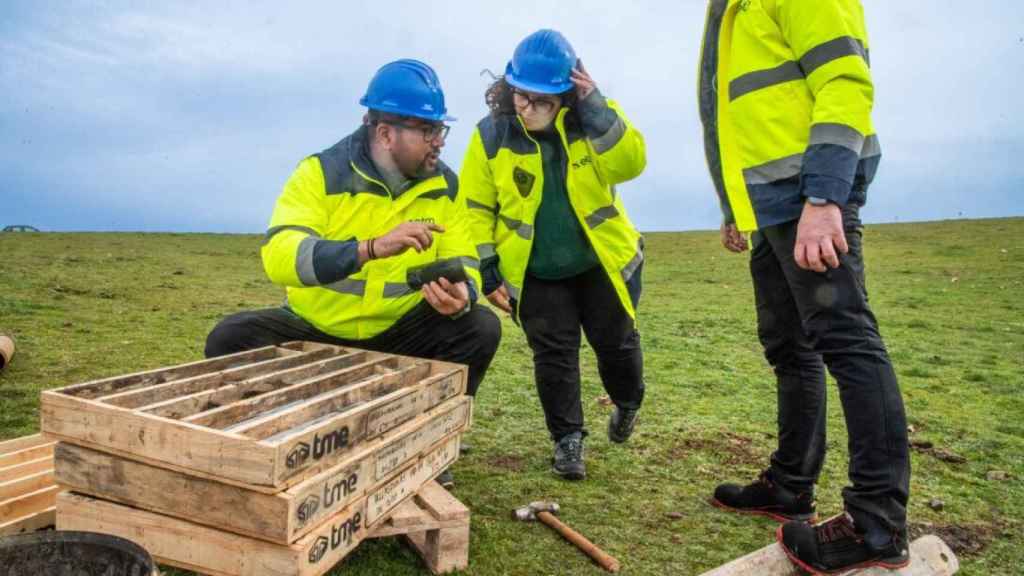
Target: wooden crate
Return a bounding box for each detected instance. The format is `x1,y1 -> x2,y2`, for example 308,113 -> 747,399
54,395 -> 472,544
0,434 -> 59,535
57,435 -> 462,576
41,342 -> 467,492
369,481 -> 470,575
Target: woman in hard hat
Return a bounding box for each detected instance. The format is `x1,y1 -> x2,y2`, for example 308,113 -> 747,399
461,29 -> 647,480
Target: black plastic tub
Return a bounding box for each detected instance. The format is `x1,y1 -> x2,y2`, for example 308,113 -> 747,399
0,530 -> 157,576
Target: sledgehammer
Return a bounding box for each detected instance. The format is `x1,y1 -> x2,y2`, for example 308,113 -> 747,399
513,501 -> 621,572
0,335 -> 13,372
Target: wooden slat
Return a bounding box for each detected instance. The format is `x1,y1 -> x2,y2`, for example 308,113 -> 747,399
415,481 -> 469,522
0,506 -> 55,536
55,345 -> 288,399
42,391 -> 278,487
365,436 -> 459,526
0,469 -> 54,502
100,346 -> 345,409
0,456 -> 53,479
0,484 -> 61,520
183,356 -> 404,430
138,350 -> 372,419
0,442 -> 55,469
0,433 -> 50,455
234,361 -> 429,439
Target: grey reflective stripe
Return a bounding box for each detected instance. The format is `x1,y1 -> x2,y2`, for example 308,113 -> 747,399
809,123 -> 865,154
800,36 -> 868,76
621,248 -> 644,283
324,278 -> 366,296
729,61 -> 803,101
383,283 -> 415,298
476,243 -> 496,259
861,135 -> 881,159
584,205 -> 620,229
743,153 -> 804,186
503,280 -> 521,301
295,237 -> 320,286
459,256 -> 480,271
263,225 -> 321,245
499,215 -> 534,240
467,198 -> 498,214
591,116 -> 627,154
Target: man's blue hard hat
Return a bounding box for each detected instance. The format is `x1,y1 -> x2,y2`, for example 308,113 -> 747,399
360,59 -> 455,122
504,29 -> 577,95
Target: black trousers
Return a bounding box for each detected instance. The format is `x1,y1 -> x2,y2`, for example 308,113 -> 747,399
518,265 -> 645,442
204,301 -> 501,396
751,205 -> 910,534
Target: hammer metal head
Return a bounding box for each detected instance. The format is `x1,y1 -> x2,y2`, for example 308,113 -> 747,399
512,501 -> 560,521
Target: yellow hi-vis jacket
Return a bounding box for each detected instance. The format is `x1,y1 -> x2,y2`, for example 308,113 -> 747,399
699,0 -> 881,231
261,126 -> 482,340
460,99 -> 646,320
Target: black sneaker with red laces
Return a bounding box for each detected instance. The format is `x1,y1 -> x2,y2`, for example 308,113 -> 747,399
778,512 -> 910,575
712,470 -> 818,523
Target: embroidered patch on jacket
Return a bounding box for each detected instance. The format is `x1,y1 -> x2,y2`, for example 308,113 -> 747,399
513,166 -> 536,198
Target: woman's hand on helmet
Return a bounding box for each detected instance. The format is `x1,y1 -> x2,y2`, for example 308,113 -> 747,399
570,59 -> 596,100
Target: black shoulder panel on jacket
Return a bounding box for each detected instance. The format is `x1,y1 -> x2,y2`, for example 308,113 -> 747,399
315,136 -> 355,196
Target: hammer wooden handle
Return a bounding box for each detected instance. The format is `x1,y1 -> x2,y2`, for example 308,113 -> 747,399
537,510 -> 621,573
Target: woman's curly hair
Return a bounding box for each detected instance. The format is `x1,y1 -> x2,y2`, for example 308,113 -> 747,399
484,76 -> 579,122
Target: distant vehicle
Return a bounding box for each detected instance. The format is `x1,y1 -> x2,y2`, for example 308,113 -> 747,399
2,225 -> 40,232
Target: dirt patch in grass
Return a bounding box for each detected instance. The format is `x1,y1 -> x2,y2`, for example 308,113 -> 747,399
909,521 -> 1002,557
487,453 -> 526,473
666,431 -> 762,467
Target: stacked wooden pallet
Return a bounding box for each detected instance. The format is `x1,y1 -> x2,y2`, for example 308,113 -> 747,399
0,434 -> 58,535
42,342 -> 473,575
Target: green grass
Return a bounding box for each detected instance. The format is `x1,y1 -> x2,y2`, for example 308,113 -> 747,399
1,218 -> 1022,575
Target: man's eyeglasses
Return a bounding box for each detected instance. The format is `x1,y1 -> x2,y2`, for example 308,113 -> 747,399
385,120 -> 450,143
513,89 -> 559,114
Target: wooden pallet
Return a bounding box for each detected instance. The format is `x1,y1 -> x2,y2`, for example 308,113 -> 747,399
41,342 -> 467,491
57,436 -> 461,576
369,481 -> 470,575
55,397 -> 471,543
0,434 -> 59,536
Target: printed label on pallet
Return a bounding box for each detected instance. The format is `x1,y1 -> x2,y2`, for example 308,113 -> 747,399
374,402 -> 467,481
365,436 -> 459,526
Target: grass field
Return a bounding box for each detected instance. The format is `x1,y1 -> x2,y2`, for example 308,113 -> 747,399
1,218 -> 1021,575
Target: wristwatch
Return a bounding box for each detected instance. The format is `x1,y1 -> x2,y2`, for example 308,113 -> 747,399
806,196 -> 831,207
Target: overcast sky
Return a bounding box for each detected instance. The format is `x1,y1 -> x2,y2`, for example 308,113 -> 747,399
1,1 -> 1022,233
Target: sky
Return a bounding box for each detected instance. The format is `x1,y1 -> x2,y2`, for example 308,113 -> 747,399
1,0 -> 1022,233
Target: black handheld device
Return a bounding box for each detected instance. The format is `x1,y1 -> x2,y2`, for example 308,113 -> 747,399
406,257 -> 469,289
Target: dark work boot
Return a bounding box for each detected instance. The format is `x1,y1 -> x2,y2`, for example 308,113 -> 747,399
712,470 -> 817,523
607,405 -> 639,444
552,432 -> 586,481
435,469 -> 454,489
778,512 -> 910,574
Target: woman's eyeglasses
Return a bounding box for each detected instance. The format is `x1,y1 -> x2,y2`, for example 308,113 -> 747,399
513,90 -> 560,114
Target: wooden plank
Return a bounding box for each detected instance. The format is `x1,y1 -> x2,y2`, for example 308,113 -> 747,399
54,397 -> 471,543
384,499 -> 424,529
269,367 -> 464,484
41,391 -> 278,487
0,442 -> 55,469
0,484 -> 61,521
138,350 -> 372,418
0,506 -> 55,536
58,492 -> 303,576
0,469 -> 54,502
415,481 -> 469,522
183,356 -> 404,430
698,535 -> 959,576
55,345 -> 286,399
100,346 -> 346,409
0,433 -> 50,455
0,456 -> 53,479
